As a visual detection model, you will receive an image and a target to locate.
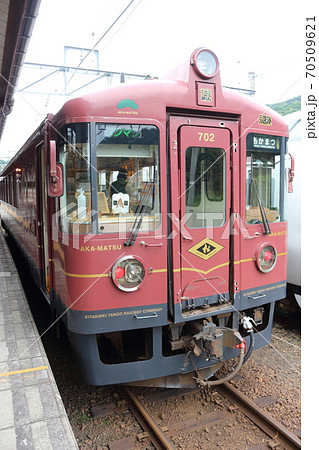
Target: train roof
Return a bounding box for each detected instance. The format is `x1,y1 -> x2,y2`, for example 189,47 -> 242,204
54,79 -> 287,131
1,48 -> 288,177
54,49 -> 288,135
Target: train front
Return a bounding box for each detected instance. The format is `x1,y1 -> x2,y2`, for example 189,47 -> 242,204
49,48 -> 290,386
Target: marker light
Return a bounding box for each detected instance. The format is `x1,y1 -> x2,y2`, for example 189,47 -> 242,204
263,251 -> 272,262
115,266 -> 125,279
256,244 -> 277,273
112,256 -> 145,292
192,48 -> 218,79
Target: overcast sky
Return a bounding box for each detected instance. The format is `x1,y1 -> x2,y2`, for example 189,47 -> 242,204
0,0 -> 304,157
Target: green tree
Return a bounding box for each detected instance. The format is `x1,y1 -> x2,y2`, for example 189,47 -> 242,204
268,96 -> 301,116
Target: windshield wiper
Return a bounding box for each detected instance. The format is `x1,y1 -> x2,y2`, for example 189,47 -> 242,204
248,155 -> 271,235
124,181 -> 155,246
250,178 -> 271,235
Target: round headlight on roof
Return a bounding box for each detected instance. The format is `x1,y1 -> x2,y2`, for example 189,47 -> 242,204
191,48 -> 218,79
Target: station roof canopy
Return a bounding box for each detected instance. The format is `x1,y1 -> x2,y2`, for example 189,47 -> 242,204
0,0 -> 41,142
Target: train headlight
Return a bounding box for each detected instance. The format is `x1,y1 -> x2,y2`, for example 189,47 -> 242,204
256,244 -> 277,273
112,256 -> 145,292
191,48 -> 218,79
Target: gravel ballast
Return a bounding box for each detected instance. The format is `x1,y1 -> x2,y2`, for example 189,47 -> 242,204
43,320 -> 301,449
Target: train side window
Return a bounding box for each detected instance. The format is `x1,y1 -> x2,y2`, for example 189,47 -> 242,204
185,147 -> 225,228
4,176 -> 8,203
21,170 -> 27,208
8,173 -> 13,205
58,123 -> 92,234
0,178 -> 5,202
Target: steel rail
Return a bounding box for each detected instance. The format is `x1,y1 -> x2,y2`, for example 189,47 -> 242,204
116,386 -> 176,450
216,381 -> 301,450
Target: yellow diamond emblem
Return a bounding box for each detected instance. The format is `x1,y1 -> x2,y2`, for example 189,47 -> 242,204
188,238 -> 224,261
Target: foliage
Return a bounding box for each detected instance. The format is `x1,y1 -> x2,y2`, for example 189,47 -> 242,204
268,96 -> 301,116
0,160 -> 8,173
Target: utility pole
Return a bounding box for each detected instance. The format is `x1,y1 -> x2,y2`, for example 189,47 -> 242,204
248,72 -> 256,95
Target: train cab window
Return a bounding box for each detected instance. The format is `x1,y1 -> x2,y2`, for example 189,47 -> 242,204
95,123 -> 160,234
246,133 -> 282,224
185,147 -> 225,228
58,123 -> 160,234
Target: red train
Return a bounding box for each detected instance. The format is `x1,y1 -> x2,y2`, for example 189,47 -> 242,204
0,49 -> 292,387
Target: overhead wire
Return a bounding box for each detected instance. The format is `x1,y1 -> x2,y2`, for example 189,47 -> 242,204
99,0 -> 144,51
0,0 -> 144,157
65,0 -> 140,90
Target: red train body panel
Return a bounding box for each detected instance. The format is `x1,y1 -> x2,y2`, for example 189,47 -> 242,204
0,49 -> 289,386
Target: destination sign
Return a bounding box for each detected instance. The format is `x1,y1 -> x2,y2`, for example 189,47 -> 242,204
247,133 -> 281,151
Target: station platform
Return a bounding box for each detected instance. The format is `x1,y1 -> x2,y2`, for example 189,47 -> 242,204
0,229 -> 78,449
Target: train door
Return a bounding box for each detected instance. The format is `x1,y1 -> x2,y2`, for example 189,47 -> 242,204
169,117 -> 236,321
37,143 -> 51,297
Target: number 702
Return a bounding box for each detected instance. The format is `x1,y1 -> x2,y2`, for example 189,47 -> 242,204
198,132 -> 215,142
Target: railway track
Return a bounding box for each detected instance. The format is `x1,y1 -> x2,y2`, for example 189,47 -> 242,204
113,383 -> 301,450
216,382 -> 301,450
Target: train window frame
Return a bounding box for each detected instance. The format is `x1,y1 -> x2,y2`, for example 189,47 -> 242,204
185,146 -> 226,228
58,123 -> 92,234
57,122 -> 161,235
94,123 -> 161,235
245,133 -> 286,225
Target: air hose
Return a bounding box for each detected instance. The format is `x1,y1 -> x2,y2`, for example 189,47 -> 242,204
243,328 -> 255,364
195,343 -> 245,387
195,316 -> 256,387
